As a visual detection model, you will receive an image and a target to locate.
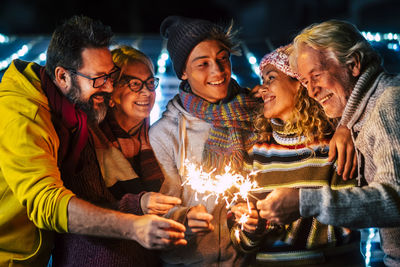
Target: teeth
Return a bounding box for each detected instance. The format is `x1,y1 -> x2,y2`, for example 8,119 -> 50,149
319,93 -> 333,103
93,96 -> 104,102
136,101 -> 149,105
209,79 -> 224,85
263,96 -> 275,103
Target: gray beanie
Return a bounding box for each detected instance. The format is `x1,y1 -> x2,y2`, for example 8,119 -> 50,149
160,16 -> 224,79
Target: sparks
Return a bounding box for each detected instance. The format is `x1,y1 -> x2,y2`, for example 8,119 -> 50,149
182,159 -> 260,230
238,214 -> 250,230
181,159 -> 259,207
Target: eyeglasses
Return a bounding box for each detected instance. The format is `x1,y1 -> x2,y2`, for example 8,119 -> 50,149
122,76 -> 160,92
68,67 -> 120,88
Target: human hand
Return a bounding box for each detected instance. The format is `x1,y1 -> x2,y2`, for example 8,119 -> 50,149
131,214 -> 187,250
141,192 -> 182,215
251,84 -> 263,98
186,204 -> 214,234
256,188 -> 300,225
230,202 -> 259,233
328,125 -> 357,180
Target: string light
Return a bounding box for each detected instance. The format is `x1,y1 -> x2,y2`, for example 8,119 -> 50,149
156,48 -> 169,74
361,31 -> 400,51
150,43 -> 170,124
241,42 -> 260,76
364,228 -> 378,266
0,33 -> 10,44
0,38 -> 42,71
33,51 -> 47,65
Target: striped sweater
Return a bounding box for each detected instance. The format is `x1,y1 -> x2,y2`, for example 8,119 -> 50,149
230,119 -> 359,263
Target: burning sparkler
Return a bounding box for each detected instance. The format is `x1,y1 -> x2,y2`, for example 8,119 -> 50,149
181,159 -> 260,227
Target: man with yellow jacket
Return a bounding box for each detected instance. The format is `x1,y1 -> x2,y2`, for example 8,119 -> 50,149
0,15 -> 186,266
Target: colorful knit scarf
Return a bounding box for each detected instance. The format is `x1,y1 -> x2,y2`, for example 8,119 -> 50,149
179,79 -> 259,171
39,67 -> 88,175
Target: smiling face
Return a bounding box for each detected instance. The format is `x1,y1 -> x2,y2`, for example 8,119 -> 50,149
181,39 -> 231,103
296,44 -> 357,118
259,64 -> 300,122
66,47 -> 116,123
112,61 -> 156,131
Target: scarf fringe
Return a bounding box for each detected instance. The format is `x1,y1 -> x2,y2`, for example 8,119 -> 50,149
202,146 -> 247,173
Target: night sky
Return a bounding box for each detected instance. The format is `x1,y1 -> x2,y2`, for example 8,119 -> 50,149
1,0 -> 399,44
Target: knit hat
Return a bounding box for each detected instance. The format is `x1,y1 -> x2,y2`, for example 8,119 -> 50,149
160,16 -> 223,79
259,45 -> 300,80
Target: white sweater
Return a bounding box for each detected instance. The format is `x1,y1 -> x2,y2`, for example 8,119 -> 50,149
149,95 -> 246,267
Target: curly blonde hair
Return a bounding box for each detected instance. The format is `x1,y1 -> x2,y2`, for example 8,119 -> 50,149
254,84 -> 337,145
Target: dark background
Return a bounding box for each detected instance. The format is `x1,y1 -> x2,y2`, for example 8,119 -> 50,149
1,0 -> 399,44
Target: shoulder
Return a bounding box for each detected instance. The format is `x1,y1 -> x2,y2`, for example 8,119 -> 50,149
375,85 -> 400,112
364,86 -> 400,139
149,115 -> 178,139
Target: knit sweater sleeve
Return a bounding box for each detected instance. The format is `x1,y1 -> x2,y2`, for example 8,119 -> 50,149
300,87 -> 400,228
118,192 -> 145,215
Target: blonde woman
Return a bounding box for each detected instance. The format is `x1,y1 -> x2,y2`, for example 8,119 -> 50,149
230,45 -> 364,266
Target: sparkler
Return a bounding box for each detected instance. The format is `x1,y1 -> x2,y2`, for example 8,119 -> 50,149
181,159 -> 260,228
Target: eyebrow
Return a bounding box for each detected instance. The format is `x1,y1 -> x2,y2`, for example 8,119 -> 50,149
262,69 -> 278,79
190,48 -> 228,63
264,70 -> 278,76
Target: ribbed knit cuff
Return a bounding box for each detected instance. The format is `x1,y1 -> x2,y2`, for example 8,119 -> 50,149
118,192 -> 145,215
299,188 -> 323,218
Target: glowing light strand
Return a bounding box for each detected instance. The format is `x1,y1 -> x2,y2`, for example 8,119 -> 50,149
0,38 -> 41,71
364,228 -> 378,266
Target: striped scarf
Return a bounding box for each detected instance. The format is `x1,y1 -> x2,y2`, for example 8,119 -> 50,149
179,79 -> 259,171
98,112 -> 164,198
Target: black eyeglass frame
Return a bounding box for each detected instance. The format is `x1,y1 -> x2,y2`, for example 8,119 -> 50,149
67,67 -> 120,88
121,76 -> 160,92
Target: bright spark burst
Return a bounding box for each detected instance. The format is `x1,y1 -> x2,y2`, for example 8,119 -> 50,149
238,214 -> 250,230
181,159 -> 259,228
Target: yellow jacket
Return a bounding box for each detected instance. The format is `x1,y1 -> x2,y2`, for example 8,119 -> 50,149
0,60 -> 75,266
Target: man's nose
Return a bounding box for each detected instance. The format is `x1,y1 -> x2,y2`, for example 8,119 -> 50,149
101,78 -> 114,93
307,80 -> 319,98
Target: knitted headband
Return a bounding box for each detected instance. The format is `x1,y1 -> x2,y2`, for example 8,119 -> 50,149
160,16 -> 223,79
259,45 -> 300,80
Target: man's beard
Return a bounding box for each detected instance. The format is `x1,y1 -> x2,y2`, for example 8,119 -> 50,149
66,79 -> 110,124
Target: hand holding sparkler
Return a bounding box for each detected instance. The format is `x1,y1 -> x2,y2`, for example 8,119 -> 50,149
256,188 -> 300,225
186,204 -> 214,234
230,202 -> 258,233
141,192 -> 182,215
